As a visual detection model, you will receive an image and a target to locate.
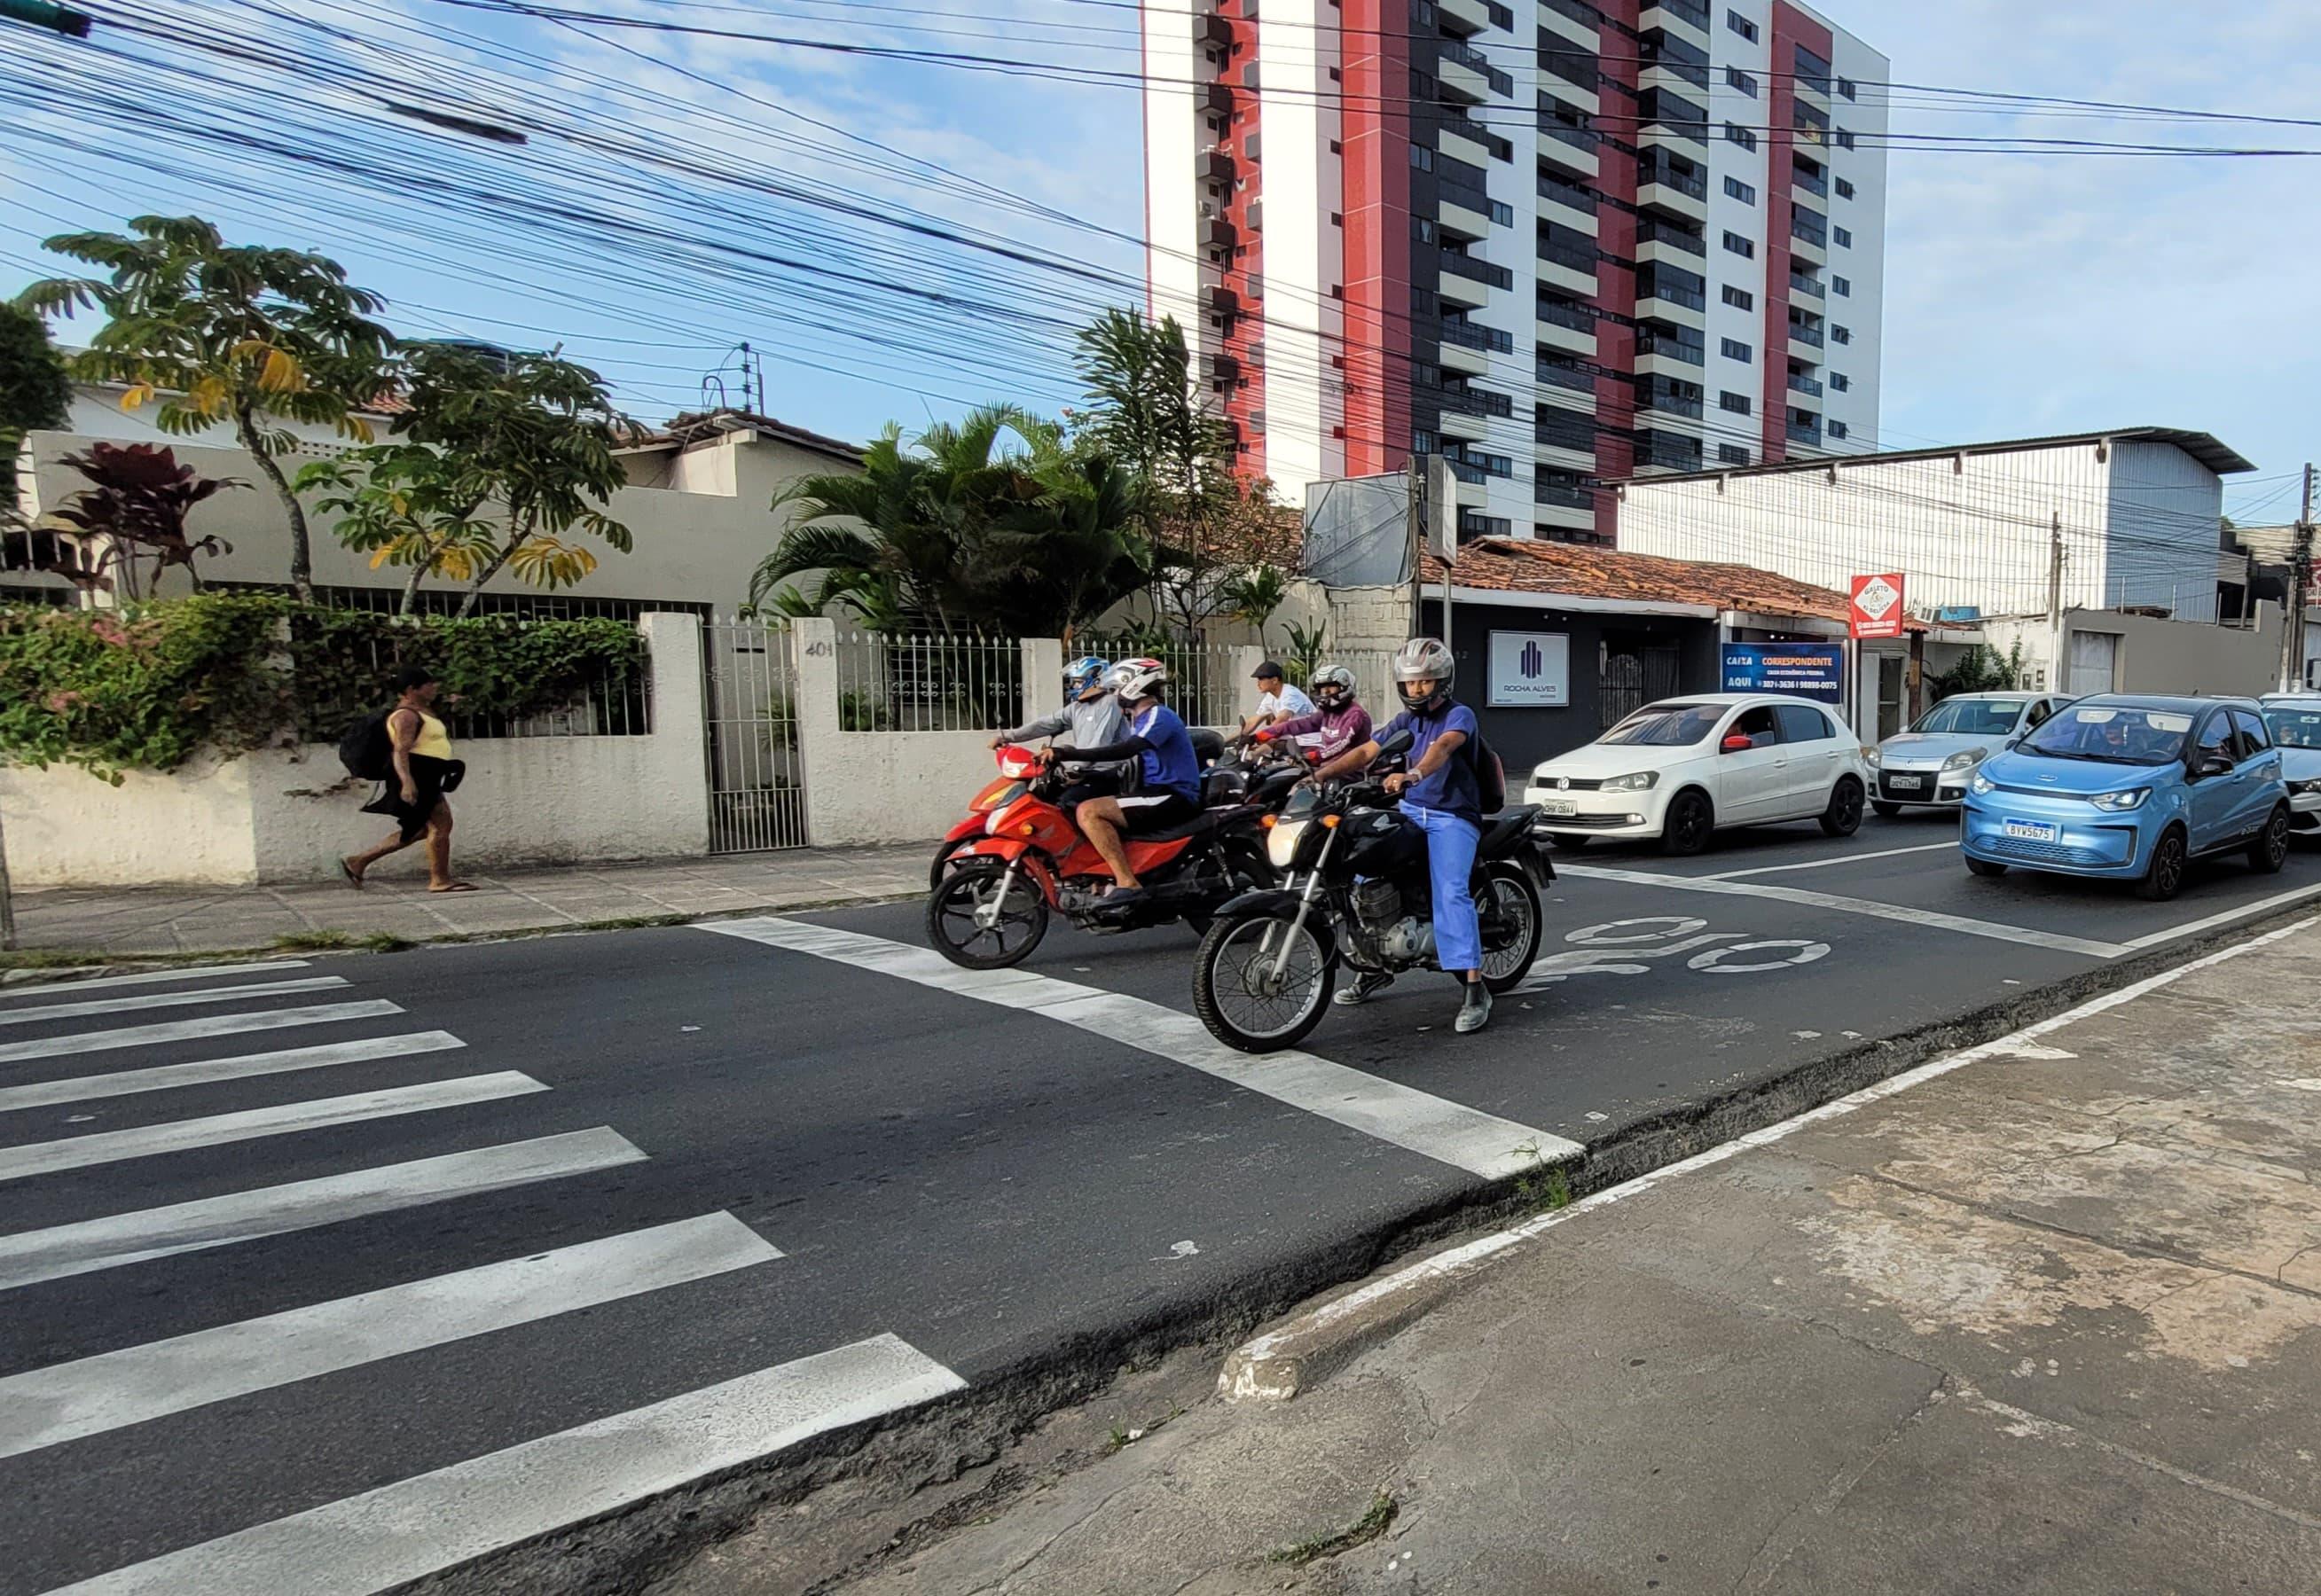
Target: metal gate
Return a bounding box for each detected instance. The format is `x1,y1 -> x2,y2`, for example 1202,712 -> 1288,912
1598,640 -> 1682,729
702,617 -> 807,852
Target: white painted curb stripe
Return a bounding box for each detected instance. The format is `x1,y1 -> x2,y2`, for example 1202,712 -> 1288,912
0,963 -> 310,1001
0,977 -> 350,1029
1705,841 -> 1957,880
1228,913 -> 2320,1373
0,1072 -> 546,1185
0,1032 -> 467,1115
0,1212 -> 780,1460
0,1128 -> 649,1293
1555,862 -> 2128,958
2120,880 -> 2321,951
0,1002 -> 404,1066
702,918 -> 1580,1177
50,1332 -> 967,1596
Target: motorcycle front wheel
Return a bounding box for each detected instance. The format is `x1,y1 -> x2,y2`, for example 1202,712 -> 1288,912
1475,863 -> 1543,994
1193,912 -> 1337,1054
925,858 -> 1050,969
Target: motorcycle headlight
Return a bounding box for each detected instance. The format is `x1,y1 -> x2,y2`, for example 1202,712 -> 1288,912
2089,787 -> 2150,812
1267,818 -> 1306,869
1941,748 -> 1988,772
1969,771 -> 1996,795
1602,771 -> 1659,792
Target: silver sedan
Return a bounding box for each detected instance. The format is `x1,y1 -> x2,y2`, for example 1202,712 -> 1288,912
1865,691 -> 2074,816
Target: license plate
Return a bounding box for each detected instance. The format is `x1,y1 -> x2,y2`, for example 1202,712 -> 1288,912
2003,819 -> 2059,843
1542,798 -> 1578,818
1887,774 -> 1923,791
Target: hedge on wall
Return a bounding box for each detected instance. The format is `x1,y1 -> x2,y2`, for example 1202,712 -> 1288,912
0,595 -> 644,782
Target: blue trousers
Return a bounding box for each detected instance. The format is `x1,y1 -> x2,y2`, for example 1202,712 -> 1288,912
1400,802 -> 1482,974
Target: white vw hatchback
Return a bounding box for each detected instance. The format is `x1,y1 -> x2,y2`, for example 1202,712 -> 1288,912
1525,692 -> 1871,856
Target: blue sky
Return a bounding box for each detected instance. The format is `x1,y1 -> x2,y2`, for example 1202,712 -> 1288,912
3,0 -> 2313,521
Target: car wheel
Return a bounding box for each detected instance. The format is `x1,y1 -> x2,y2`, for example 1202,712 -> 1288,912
1660,790 -> 1714,856
1965,857 -> 2008,878
2248,805 -> 2292,874
1819,778 -> 1865,838
2135,825 -> 2188,903
1870,800 -> 1903,819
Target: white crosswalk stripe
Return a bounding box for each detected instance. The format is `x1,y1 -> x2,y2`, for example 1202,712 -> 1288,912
0,1001 -> 404,1065
0,962 -> 310,1001
0,1032 -> 467,1114
0,976 -> 350,1028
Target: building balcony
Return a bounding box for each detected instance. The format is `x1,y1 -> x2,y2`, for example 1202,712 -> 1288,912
1538,121 -> 1600,182
1536,314 -> 1598,359
1439,198 -> 1495,241
1201,82 -> 1234,115
1535,237 -> 1597,297
1534,478 -> 1596,511
1635,217 -> 1706,263
1635,327 -> 1705,370
1439,340 -> 1492,377
1540,0 -> 1600,49
1436,408 -> 1487,442
1438,270 -> 1491,310
1201,147 -> 1234,184
1792,164 -> 1829,200
1439,0 -> 1492,32
1787,371 -> 1824,398
1439,383 -> 1516,419
1639,0 -> 1710,46
1439,55 -> 1491,105
1201,215 -> 1237,250
1206,283 -> 1240,316
1786,319 -> 1825,349
1636,179 -> 1707,225
1204,350 -> 1240,382
1634,289 -> 1705,330
1533,497 -> 1599,535
1440,126 -> 1494,171
1789,230 -> 1828,267
1788,272 -> 1823,300
1787,420 -> 1823,446
1536,173 -> 1600,236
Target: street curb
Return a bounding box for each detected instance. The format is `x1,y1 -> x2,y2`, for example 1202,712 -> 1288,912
1216,902 -> 2321,1405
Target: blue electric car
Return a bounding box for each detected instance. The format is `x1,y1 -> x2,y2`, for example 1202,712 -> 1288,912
1960,694 -> 2292,902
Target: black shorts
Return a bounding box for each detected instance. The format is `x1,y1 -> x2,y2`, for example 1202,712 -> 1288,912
1115,793 -> 1201,835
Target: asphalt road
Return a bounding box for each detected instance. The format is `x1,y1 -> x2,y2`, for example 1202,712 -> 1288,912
4,814 -> 2317,1594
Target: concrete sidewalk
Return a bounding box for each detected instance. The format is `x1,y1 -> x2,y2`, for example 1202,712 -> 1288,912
5,847 -> 928,957
736,914 -> 2321,1595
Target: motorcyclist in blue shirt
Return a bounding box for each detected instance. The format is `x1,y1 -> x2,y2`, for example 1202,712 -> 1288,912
1046,657 -> 1203,901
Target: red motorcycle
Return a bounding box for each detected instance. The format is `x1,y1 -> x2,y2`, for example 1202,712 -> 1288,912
925,743 -> 1298,969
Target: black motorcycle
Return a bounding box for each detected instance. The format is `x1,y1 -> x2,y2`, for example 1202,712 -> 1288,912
1190,730 -> 1550,1052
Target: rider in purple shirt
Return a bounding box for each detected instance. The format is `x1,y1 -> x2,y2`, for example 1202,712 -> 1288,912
1252,664 -> 1374,762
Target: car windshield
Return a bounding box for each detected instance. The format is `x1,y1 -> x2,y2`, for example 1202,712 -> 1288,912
2019,705 -> 2192,766
1600,702 -> 1722,747
2263,706 -> 2321,749
1910,698 -> 2025,737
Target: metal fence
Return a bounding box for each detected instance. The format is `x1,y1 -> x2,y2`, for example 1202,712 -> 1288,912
702,617 -> 806,852
1325,649 -> 1402,721
834,630 -> 1025,733
1126,639 -> 1247,730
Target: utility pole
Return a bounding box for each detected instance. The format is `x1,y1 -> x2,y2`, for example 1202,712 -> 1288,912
2282,462 -> 2315,692
2046,511 -> 2066,694
1404,452 -> 1423,642
0,0 -> 92,35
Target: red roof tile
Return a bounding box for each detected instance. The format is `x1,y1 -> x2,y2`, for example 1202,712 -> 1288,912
1424,538 -> 1926,630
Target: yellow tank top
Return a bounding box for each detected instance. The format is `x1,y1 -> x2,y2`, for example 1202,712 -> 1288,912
406,709 -> 452,760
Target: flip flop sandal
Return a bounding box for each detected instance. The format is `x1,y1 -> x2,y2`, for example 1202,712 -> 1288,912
339,859 -> 364,890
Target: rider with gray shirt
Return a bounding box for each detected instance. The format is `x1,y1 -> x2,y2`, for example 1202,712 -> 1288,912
993,655 -> 1129,799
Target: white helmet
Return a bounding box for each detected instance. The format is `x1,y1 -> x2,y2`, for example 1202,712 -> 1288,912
1392,638 -> 1455,710
1106,656 -> 1169,703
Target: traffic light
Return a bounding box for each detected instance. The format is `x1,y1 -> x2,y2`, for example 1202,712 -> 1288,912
0,0 -> 93,37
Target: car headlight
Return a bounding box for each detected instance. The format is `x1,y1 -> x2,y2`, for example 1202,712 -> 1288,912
2291,778 -> 2321,796
1602,771 -> 1659,792
1941,748 -> 1988,771
2089,787 -> 2150,812
1969,771 -> 1995,795
1862,747 -> 1882,768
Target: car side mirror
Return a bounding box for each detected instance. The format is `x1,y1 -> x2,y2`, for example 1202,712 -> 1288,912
1721,732 -> 1753,754
1375,728 -> 1415,760
2196,754 -> 2234,778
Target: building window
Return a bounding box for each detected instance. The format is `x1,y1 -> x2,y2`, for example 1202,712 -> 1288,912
1410,145 -> 1434,171
1721,284 -> 1753,310
1828,420 -> 1850,439
1830,372 -> 1851,392
1725,122 -> 1758,152
1718,442 -> 1751,466
1723,176 -> 1756,205
1414,429 -> 1438,455
1489,199 -> 1515,226
1831,325 -> 1853,344
1831,274 -> 1850,296
1719,390 -> 1752,415
1832,225 -> 1853,247
1721,230 -> 1754,257
1720,337 -> 1753,364
1727,9 -> 1757,42
1726,66 -> 1758,97
1413,218 -> 1436,243
1835,176 -> 1855,200
1835,128 -> 1856,150
1837,76 -> 1856,100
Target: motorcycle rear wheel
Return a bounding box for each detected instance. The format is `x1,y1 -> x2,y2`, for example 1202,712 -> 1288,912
925,858 -> 1050,969
1193,912 -> 1337,1053
1476,863 -> 1543,994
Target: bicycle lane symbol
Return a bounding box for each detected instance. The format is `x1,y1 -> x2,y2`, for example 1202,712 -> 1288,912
1513,916 -> 1831,994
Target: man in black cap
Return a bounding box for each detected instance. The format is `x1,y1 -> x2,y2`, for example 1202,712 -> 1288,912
1239,659 -> 1313,739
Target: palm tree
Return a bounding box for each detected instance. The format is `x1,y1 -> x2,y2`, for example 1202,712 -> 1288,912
16,216 -> 394,601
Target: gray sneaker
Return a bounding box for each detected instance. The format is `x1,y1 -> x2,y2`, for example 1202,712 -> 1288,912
1334,970 -> 1395,1007
1455,982 -> 1494,1034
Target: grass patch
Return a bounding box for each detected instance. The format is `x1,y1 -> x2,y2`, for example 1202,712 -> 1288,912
1268,1492 -> 1398,1567
271,930 -> 416,954
1509,1139 -> 1574,1214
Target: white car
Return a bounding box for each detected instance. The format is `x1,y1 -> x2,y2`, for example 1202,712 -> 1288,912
1525,692 -> 1870,856
2260,693 -> 2321,839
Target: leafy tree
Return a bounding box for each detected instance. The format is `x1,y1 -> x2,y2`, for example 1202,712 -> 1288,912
1220,561 -> 1290,650
16,216 -> 393,601
1927,639 -> 2027,701
1283,618 -> 1329,685
295,341 -> 631,615
43,443 -> 244,597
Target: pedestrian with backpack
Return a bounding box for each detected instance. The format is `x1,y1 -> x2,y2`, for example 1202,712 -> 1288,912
339,664 -> 475,893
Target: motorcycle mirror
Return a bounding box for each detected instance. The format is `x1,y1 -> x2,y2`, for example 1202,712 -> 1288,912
1375,728 -> 1415,760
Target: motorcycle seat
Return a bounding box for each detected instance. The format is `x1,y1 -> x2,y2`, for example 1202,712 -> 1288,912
1136,803 -> 1254,844
1478,806 -> 1543,857
1200,767 -> 1250,806
1190,728 -> 1227,765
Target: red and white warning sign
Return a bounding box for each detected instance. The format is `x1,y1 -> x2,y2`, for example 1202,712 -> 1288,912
1849,573 -> 1906,640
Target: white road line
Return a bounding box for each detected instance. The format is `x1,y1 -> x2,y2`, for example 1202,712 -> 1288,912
0,1001 -> 404,1066
0,1073 -> 545,1185
0,977 -> 350,1029
702,919 -> 1580,1177
1705,842 -> 1958,880
0,962 -> 310,1001
1554,863 -> 2128,958
0,1212 -> 780,1461
0,1032 -> 467,1115
2119,880 -> 2321,951
50,1332 -> 964,1596
0,1129 -> 649,1293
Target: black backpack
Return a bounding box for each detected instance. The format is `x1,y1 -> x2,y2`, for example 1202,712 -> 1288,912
1467,726 -> 1508,815
337,709 -> 394,780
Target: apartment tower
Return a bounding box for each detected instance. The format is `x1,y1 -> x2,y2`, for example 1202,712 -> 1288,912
1141,0 -> 1888,543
